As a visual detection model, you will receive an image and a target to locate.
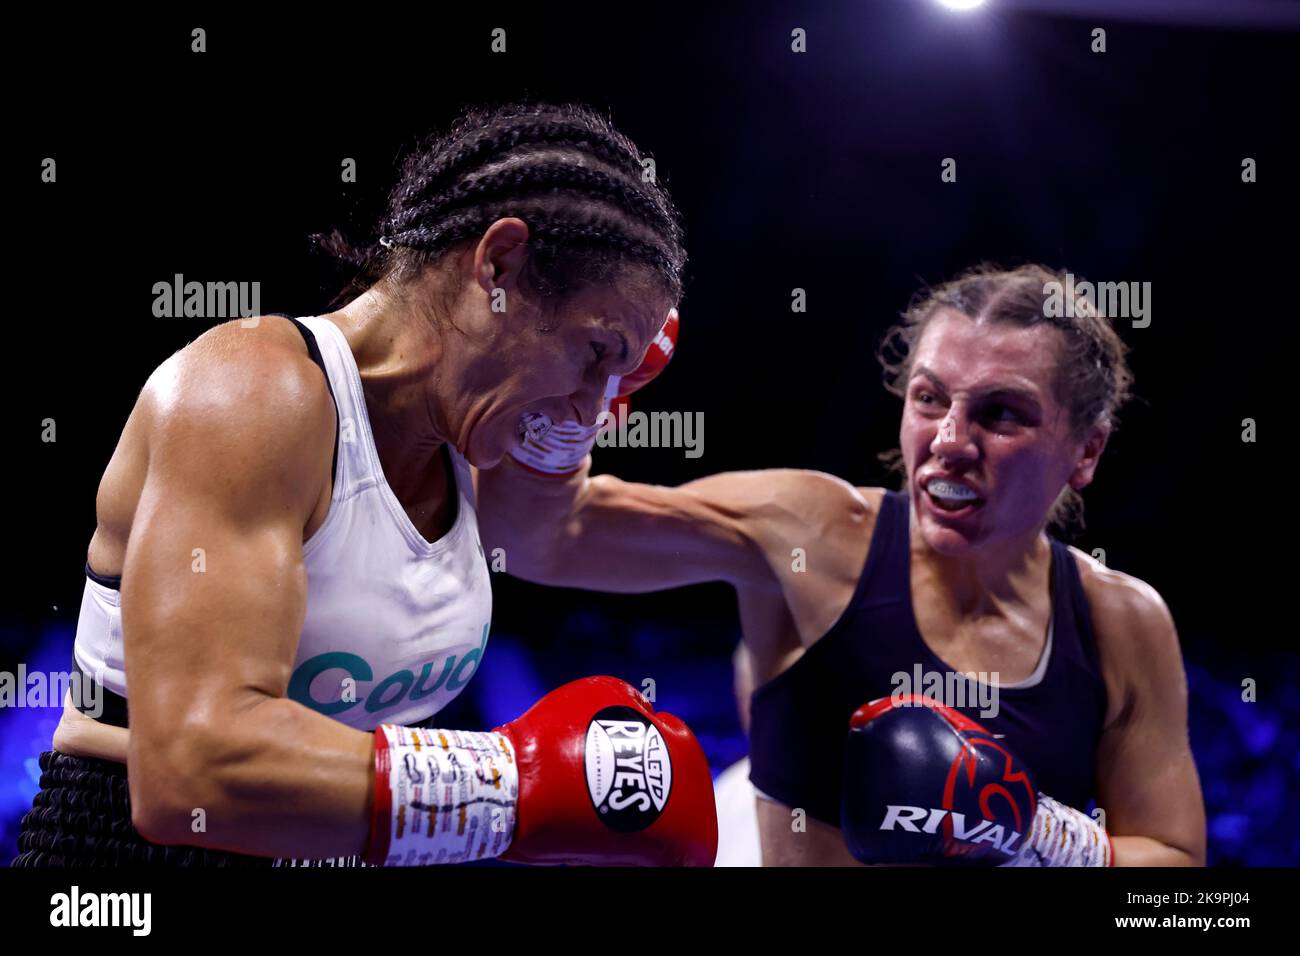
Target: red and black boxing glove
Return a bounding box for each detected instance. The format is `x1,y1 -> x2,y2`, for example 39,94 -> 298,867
841,695 -> 1114,867
841,695 -> 1037,866
366,675 -> 717,866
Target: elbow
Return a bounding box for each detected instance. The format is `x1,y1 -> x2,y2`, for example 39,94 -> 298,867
129,765 -> 195,846
1111,834 -> 1206,867
1165,846 -> 1206,867
128,725 -> 228,846
130,797 -> 183,847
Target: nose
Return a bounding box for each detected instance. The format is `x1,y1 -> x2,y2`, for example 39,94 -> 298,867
931,405 -> 979,464
571,375 -> 620,428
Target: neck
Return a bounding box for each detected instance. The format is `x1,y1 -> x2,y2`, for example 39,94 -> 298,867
908,504 -> 1052,619
322,283 -> 454,481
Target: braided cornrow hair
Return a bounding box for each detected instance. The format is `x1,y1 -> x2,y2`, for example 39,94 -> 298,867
876,263 -> 1135,536
314,102 -> 686,311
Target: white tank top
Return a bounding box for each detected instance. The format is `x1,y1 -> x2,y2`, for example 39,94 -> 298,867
74,314 -> 495,731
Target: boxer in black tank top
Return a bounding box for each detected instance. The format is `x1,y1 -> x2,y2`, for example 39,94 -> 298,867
487,263 -> 1205,866
749,490 -> 1107,829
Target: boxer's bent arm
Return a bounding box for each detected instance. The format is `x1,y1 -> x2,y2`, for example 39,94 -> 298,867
122,340 -> 372,859
1094,585 -> 1206,866
477,457 -> 850,593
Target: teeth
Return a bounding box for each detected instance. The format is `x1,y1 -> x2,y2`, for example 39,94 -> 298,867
928,479 -> 977,501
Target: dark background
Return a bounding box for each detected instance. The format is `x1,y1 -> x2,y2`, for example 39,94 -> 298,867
4,2 -> 1294,864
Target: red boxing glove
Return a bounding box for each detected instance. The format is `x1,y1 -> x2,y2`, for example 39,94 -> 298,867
607,307 -> 679,423
366,675 -> 717,866
499,674 -> 716,866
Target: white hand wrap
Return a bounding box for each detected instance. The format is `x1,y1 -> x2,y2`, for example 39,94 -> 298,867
1003,793 -> 1114,867
368,724 -> 520,867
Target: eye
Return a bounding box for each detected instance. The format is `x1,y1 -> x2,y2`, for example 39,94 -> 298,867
984,404 -> 1023,424
590,341 -> 607,361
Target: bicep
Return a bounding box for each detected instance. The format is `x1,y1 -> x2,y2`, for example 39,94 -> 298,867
122,470 -> 310,723
121,348 -> 332,748
545,468 -> 871,599
1094,595 -> 1206,863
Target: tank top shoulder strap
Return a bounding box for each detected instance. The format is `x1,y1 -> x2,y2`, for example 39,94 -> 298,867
1046,538 -> 1104,677
289,315 -> 382,497
283,316 -> 340,483
843,489 -> 913,614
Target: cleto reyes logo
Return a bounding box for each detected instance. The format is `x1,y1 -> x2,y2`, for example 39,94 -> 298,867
584,706 -> 672,832
879,805 -> 1024,856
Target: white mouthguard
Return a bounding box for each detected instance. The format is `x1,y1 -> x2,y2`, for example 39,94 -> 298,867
518,411 -> 554,443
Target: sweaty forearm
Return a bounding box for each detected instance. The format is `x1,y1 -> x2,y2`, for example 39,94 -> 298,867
131,695 -> 373,860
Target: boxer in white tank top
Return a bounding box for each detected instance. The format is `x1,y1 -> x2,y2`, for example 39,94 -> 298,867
19,102 -> 687,867
74,315 -> 494,732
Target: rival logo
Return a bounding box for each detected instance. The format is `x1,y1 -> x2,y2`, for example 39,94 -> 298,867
879,805 -> 1023,856
584,706 -> 672,832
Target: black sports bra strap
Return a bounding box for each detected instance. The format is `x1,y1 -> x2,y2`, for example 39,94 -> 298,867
284,316 -> 340,483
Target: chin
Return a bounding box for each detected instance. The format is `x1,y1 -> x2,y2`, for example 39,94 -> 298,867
913,497 -> 988,556
919,523 -> 984,557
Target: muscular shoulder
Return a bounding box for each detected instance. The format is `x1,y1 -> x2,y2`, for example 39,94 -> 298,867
142,316 -> 324,419
1070,548 -> 1179,656
715,472 -> 885,646
1068,547 -> 1185,724
137,316 -> 336,504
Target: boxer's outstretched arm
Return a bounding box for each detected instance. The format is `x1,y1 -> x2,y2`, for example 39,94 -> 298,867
476,455 -> 863,595
1094,583 -> 1206,865
122,334 -> 374,858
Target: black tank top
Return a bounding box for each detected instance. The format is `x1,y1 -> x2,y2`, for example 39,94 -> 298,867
748,490 -> 1108,827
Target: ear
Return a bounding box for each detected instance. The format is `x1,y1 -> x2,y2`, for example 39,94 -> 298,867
1068,422 -> 1111,491
472,218 -> 531,297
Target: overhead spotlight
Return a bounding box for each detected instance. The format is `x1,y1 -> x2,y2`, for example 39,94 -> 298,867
937,0 -> 987,10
